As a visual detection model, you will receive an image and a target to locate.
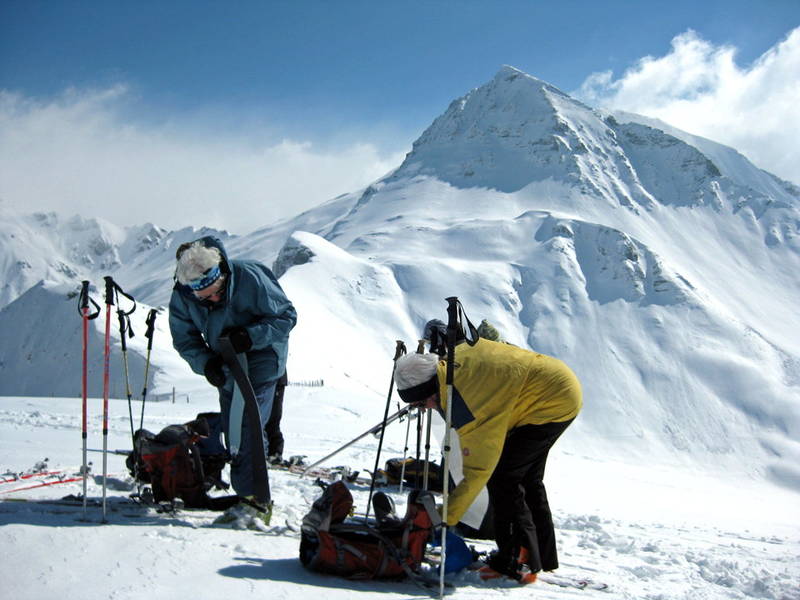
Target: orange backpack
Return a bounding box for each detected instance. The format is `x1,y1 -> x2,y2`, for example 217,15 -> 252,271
299,481 -> 437,580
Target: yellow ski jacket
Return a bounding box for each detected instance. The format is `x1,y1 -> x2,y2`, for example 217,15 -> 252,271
435,339 -> 582,525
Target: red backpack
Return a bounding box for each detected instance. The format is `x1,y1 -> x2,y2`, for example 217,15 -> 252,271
299,481 -> 438,580
127,414 -> 237,510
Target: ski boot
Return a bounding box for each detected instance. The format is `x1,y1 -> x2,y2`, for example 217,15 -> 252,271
372,491 -> 401,527
478,548 -> 538,585
213,497 -> 273,529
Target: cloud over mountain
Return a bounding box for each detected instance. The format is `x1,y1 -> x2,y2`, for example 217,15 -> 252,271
0,86 -> 404,234
576,27 -> 800,186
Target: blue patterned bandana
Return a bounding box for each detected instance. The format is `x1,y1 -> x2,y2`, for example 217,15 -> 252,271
188,264 -> 222,291
397,374 -> 439,404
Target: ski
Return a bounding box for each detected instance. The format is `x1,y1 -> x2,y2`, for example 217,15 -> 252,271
0,495 -> 155,519
269,455 -> 375,486
217,335 -> 271,507
0,470 -> 64,484
0,475 -> 85,495
300,405 -> 413,474
463,552 -> 608,591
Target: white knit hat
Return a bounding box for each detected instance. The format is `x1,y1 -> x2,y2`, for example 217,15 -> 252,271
394,353 -> 440,403
175,242 -> 223,286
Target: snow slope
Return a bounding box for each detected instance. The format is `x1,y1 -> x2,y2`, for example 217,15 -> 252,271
2,64 -> 799,481
248,68 -> 800,488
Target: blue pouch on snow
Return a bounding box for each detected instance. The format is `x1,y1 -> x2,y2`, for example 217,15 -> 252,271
431,529 -> 473,573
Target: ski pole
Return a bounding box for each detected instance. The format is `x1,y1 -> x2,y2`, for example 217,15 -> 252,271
400,340 -> 428,494
412,339 -> 434,492
78,281 -> 100,519
301,404 -> 412,475
422,408 -> 433,490
101,276 -> 116,523
415,397 -> 423,490
139,309 -> 157,431
398,408 -> 413,494
439,296 -> 459,598
365,340 -> 406,523
109,280 -> 137,453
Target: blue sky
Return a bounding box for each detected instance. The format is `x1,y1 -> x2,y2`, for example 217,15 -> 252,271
1,1 -> 798,232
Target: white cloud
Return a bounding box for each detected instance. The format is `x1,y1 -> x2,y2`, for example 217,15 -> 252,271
0,86 -> 407,233
576,27 -> 800,186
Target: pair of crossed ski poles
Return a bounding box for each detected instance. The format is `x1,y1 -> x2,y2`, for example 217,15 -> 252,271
77,278 -> 157,522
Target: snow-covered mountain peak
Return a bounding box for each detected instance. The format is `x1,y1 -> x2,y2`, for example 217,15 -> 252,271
387,66 -> 799,227
612,110 -> 800,205
392,65 -> 658,214
2,66 -> 799,492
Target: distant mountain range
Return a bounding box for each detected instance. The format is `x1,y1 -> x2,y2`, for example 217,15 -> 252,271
2,66 -> 798,489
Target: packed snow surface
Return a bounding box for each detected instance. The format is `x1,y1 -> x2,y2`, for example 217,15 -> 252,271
1,392 -> 798,600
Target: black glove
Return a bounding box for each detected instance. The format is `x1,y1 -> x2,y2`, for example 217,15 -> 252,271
204,355 -> 226,387
227,327 -> 252,353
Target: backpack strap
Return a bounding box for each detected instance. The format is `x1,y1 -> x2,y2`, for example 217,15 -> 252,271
332,522 -> 436,590
413,490 -> 442,528
454,298 -> 479,346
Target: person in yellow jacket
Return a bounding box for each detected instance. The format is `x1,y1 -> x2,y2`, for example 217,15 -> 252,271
394,338 -> 581,582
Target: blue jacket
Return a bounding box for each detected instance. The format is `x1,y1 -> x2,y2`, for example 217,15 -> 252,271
168,236 -> 297,389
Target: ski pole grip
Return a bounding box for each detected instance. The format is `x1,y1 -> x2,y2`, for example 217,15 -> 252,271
445,297 -> 459,384
445,297 -> 459,344
104,276 -> 116,306
393,340 -> 406,360
117,311 -> 128,351
80,280 -> 90,310
144,309 -> 157,349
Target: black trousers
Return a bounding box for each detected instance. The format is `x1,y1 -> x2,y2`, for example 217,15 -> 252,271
486,419 -> 574,573
263,372 -> 287,458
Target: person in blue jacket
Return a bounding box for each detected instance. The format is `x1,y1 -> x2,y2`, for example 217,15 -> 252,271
169,236 -> 296,522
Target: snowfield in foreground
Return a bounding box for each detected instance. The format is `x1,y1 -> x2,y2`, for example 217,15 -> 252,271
1,391 -> 797,600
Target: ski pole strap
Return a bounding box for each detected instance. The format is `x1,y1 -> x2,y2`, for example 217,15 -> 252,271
416,489 -> 442,528
116,310 -> 132,351
445,296 -> 479,348
104,276 -> 137,316
104,276 -> 137,343
77,280 -> 101,319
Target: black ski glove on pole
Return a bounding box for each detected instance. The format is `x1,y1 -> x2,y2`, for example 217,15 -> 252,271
226,327 -> 253,353
204,355 -> 226,387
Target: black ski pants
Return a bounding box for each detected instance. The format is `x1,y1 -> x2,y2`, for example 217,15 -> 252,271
264,371 -> 287,459
486,418 -> 574,573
